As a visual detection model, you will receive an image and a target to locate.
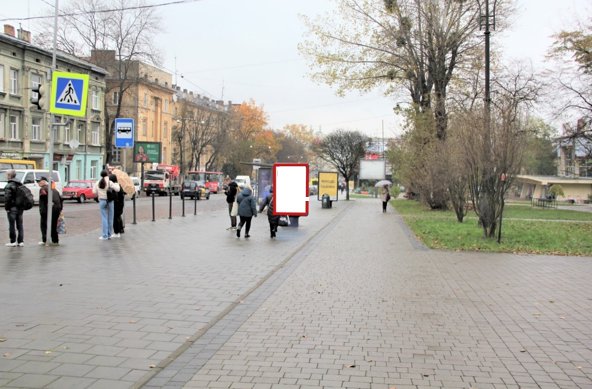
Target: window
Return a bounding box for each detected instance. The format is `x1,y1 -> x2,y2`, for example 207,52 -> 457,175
91,122 -> 99,145
76,160 -> 82,179
142,118 -> 147,136
164,121 -> 168,138
64,123 -> 71,142
0,110 -> 5,138
91,87 -> 100,110
78,123 -> 85,143
32,118 -> 41,140
144,93 -> 148,107
164,99 -> 169,113
10,69 -> 19,95
151,120 -> 155,137
31,73 -> 42,100
112,91 -> 119,105
90,160 -> 98,179
53,116 -> 60,141
0,65 -> 4,92
9,115 -> 19,139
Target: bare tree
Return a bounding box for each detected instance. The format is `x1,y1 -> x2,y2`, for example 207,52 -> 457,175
315,130 -> 369,200
37,0 -> 161,164
462,67 -> 540,239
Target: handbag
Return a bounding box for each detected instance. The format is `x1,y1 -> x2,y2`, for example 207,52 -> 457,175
56,211 -> 66,234
230,201 -> 238,217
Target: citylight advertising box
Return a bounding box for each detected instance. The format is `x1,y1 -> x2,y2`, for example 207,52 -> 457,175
318,171 -> 339,201
272,163 -> 309,216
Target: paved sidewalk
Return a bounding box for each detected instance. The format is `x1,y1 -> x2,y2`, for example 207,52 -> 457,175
170,199 -> 591,389
1,198 -> 592,389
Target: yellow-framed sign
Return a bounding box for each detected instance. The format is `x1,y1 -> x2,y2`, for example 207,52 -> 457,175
50,71 -> 89,117
318,171 -> 339,201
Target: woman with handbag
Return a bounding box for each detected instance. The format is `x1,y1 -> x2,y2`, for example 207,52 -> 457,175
381,184 -> 391,213
93,170 -> 120,240
225,179 -> 238,230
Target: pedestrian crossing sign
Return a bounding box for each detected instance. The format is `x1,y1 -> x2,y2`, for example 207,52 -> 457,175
50,71 -> 89,117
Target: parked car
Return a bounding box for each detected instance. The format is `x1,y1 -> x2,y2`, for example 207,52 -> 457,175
181,180 -> 210,200
0,169 -> 62,204
62,180 -> 97,203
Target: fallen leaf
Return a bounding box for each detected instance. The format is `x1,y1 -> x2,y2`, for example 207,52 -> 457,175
3,353 -> 11,358
520,349 -> 526,353
347,364 -> 356,368
45,350 -> 52,355
549,300 -> 554,303
149,364 -> 156,368
0,338 -> 6,342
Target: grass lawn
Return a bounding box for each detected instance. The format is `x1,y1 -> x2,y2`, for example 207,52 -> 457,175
391,199 -> 592,256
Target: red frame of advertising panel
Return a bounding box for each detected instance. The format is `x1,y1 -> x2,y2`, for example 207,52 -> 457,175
272,163 -> 309,216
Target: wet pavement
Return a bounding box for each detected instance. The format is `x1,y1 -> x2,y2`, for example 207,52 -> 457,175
1,198 -> 591,388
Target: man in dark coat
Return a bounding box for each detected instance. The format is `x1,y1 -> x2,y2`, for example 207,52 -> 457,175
38,177 -> 62,245
224,179 -> 238,230
4,169 -> 24,247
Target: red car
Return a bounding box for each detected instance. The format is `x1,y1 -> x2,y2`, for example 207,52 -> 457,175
62,180 -> 97,203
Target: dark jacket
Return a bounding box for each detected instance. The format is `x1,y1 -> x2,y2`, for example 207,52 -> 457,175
225,181 -> 238,204
237,187 -> 257,217
4,180 -> 21,210
259,193 -> 280,221
39,185 -> 63,215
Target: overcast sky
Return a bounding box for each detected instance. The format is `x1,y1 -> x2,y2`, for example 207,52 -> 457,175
1,0 -> 590,138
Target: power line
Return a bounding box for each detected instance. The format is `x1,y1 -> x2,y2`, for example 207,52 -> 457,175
0,0 -> 205,22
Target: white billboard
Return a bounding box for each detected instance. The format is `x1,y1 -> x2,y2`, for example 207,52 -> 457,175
359,159 -> 386,180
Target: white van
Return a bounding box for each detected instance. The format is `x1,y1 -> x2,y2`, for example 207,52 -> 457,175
234,175 -> 251,189
0,169 -> 63,204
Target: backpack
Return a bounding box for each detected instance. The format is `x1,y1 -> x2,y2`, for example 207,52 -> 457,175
16,185 -> 34,210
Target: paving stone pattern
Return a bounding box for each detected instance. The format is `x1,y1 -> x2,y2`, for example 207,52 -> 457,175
1,198 -> 591,389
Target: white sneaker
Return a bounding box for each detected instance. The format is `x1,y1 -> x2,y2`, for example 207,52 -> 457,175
18,242 -> 24,247
38,242 -> 45,246
99,236 -> 108,240
5,242 -> 17,247
112,233 -> 120,238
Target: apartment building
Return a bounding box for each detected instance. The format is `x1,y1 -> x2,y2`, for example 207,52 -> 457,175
0,25 -> 108,181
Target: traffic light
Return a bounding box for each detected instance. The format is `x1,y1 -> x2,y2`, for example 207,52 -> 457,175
30,84 -> 46,110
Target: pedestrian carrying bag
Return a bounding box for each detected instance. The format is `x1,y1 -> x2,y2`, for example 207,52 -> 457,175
16,185 -> 34,210
56,211 -> 66,234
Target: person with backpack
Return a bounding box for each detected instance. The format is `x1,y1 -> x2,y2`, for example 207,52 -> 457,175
259,186 -> 280,239
4,169 -> 25,247
37,177 -> 62,246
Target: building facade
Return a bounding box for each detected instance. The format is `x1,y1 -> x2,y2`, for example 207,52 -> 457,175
0,25 -> 108,181
90,50 -> 175,177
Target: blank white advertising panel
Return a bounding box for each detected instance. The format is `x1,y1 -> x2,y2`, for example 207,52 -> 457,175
273,163 -> 309,216
359,159 -> 386,180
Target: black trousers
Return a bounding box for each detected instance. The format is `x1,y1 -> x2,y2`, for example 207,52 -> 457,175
40,209 -> 59,243
238,216 -> 252,234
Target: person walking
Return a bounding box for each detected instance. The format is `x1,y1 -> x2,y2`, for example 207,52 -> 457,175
225,178 -> 239,230
236,184 -> 257,238
259,186 -> 280,239
93,170 -> 120,240
110,174 -> 125,238
4,169 -> 25,247
381,184 -> 391,213
38,177 -> 62,246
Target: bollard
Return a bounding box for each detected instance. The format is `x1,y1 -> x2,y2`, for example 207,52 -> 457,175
182,193 -> 185,217
132,194 -> 137,224
169,189 -> 172,219
151,191 -> 155,222
194,193 -> 197,215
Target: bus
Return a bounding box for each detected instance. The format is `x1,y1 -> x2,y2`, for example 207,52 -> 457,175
185,171 -> 224,193
0,159 -> 37,170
